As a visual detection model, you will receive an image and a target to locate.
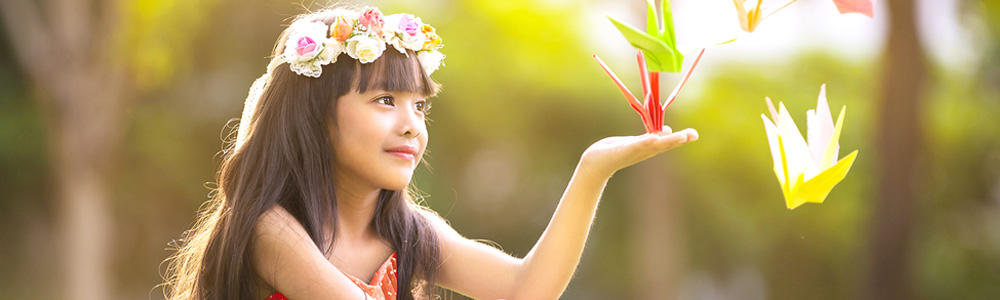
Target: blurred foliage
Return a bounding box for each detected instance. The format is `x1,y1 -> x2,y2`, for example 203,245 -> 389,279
961,0 -> 1000,91
116,0 -> 220,90
1,0 -> 999,299
0,26 -> 55,298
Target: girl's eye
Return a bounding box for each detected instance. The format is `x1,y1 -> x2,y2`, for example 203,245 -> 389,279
375,95 -> 394,106
415,101 -> 431,114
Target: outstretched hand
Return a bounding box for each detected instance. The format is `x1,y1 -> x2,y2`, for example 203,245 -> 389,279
580,126 -> 699,179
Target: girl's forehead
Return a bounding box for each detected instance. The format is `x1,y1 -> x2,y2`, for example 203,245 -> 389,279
350,50 -> 437,97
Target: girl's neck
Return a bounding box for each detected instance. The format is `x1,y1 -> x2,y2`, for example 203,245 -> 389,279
332,177 -> 382,243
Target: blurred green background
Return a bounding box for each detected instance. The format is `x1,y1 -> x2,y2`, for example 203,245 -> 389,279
1,0 -> 998,299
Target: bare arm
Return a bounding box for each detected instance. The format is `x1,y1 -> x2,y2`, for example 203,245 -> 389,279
251,205 -> 370,300
434,128 -> 699,299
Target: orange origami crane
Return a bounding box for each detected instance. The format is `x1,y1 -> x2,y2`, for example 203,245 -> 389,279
733,0 -> 875,33
733,0 -> 798,32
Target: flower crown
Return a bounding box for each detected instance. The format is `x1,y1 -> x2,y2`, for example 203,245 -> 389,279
280,7 -> 444,78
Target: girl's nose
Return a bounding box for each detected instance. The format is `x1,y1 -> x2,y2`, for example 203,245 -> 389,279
398,106 -> 422,138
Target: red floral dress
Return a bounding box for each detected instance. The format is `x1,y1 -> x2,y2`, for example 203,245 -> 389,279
267,252 -> 398,300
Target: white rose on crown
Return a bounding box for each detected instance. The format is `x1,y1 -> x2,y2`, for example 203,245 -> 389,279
283,20 -> 344,78
346,35 -> 386,64
416,50 -> 444,75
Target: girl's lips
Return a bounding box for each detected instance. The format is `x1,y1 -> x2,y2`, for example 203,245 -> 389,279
385,145 -> 418,161
386,151 -> 415,161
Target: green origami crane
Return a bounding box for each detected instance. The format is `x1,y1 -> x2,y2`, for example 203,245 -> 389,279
607,0 -> 685,73
761,85 -> 859,210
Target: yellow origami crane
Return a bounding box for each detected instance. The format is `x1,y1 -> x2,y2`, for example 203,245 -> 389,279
761,84 -> 859,209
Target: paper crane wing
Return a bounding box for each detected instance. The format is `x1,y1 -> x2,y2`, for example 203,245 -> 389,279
607,0 -> 684,72
794,150 -> 858,208
832,0 -> 875,18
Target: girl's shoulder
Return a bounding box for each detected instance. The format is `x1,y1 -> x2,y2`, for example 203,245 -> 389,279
250,204 -> 318,278
255,204 -> 311,240
412,205 -> 465,242
252,205 -> 309,299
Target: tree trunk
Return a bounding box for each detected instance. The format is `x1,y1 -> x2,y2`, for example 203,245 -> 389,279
865,0 -> 926,299
629,154 -> 683,299
51,69 -> 127,300
0,0 -> 128,299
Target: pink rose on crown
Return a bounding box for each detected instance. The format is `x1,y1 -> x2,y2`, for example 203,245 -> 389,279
282,20 -> 344,78
295,36 -> 319,59
358,7 -> 385,36
395,13 -> 421,36
383,13 -> 426,54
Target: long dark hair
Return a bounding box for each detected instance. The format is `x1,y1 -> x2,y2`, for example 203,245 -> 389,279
161,8 -> 442,300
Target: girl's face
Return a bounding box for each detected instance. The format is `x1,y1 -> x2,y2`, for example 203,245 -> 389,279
330,89 -> 429,192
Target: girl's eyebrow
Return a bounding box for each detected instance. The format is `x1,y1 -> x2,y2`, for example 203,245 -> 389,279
387,91 -> 427,100
361,90 -> 391,99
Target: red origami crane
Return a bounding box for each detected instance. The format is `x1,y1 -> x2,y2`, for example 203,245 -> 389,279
593,48 -> 705,133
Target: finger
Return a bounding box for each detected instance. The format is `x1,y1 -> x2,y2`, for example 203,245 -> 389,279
682,128 -> 699,141
630,133 -> 656,144
625,134 -> 667,154
621,128 -> 699,166
656,125 -> 673,136
629,129 -> 694,151
651,128 -> 698,149
632,133 -> 684,153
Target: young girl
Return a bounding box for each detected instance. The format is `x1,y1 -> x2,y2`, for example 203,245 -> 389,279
161,6 -> 698,300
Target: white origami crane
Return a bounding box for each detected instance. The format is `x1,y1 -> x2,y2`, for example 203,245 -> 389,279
761,84 -> 859,210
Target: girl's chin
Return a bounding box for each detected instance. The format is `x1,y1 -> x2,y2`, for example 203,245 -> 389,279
368,165 -> 415,190
382,183 -> 409,191
379,175 -> 413,191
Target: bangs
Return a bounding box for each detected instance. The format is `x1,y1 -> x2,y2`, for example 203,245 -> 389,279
354,49 -> 439,97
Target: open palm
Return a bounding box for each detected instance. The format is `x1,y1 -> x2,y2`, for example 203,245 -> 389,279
581,126 -> 699,178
